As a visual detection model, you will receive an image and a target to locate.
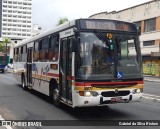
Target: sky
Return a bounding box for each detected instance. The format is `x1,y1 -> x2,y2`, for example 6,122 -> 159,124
32,0 -> 150,31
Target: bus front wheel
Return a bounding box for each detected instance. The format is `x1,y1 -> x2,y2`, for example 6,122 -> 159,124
22,76 -> 27,90
52,88 -> 61,107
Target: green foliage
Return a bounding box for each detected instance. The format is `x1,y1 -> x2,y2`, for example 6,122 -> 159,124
57,17 -> 69,26
0,42 -> 5,52
0,38 -> 11,53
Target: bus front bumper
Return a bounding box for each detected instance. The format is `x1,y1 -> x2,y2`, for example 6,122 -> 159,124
73,92 -> 143,107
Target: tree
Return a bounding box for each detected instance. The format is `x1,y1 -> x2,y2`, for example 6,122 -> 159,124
0,38 -> 12,53
57,17 -> 69,26
0,42 -> 5,52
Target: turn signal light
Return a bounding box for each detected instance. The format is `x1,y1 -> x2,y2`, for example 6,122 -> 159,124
79,91 -> 84,96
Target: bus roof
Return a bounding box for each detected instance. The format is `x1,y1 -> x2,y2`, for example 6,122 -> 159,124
14,19 -> 76,48
14,18 -> 136,48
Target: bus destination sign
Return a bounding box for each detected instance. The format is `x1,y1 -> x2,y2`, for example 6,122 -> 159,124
79,20 -> 137,32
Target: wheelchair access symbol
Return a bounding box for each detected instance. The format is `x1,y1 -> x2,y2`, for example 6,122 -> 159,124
117,72 -> 123,78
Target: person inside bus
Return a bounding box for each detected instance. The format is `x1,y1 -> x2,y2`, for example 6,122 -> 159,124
92,42 -> 113,74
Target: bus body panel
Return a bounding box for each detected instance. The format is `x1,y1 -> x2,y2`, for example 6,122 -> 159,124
31,62 -> 59,96
72,83 -> 143,107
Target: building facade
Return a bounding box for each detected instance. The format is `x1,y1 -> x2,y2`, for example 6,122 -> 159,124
0,0 -> 32,60
32,24 -> 45,37
89,0 -> 160,76
90,0 -> 160,55
0,0 -> 32,43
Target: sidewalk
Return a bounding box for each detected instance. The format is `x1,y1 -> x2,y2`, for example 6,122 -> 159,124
144,76 -> 160,83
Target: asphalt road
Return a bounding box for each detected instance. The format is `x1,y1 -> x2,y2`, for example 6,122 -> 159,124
144,81 -> 160,96
0,73 -> 160,129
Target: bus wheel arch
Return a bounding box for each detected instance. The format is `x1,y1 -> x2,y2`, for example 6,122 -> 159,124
49,78 -> 61,107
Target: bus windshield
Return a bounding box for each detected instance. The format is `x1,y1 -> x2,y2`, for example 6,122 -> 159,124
76,32 -> 142,81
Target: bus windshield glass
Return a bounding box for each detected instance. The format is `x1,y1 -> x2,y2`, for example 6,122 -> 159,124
76,32 -> 142,81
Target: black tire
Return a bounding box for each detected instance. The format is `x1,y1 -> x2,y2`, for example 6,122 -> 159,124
22,76 -> 27,90
53,88 -> 61,107
2,70 -> 4,73
51,87 -> 61,107
49,80 -> 61,107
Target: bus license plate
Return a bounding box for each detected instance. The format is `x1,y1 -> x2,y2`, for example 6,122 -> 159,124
111,97 -> 122,102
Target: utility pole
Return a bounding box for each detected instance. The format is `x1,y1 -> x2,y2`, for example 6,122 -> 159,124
5,41 -> 8,65
6,42 -> 7,55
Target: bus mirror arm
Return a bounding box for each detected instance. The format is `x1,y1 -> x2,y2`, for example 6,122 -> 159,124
72,37 -> 80,53
72,27 -> 80,52
73,27 -> 78,34
138,26 -> 141,36
72,38 -> 78,52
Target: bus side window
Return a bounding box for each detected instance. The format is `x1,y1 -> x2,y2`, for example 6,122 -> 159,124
33,41 -> 39,62
49,35 -> 59,61
40,37 -> 49,62
21,45 -> 27,62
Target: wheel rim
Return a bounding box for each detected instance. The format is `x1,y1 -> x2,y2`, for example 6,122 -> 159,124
53,89 -> 59,101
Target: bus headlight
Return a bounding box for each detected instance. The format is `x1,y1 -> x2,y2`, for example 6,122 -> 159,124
85,91 -> 91,97
79,91 -> 99,97
132,89 -> 141,94
136,89 -> 141,93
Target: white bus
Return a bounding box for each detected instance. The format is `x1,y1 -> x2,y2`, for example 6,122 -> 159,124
13,19 -> 143,108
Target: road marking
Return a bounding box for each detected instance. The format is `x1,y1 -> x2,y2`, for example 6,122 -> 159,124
0,115 -> 13,129
144,78 -> 160,83
143,94 -> 160,102
143,94 -> 160,99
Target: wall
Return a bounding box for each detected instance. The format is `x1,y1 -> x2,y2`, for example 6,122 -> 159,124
90,1 -> 160,22
156,16 -> 160,30
89,0 -> 160,56
143,60 -> 160,76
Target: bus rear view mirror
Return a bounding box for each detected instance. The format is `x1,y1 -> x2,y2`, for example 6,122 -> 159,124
138,26 -> 141,36
72,38 -> 79,52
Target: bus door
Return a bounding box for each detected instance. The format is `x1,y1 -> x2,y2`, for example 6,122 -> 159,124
60,38 -> 73,104
27,48 -> 32,86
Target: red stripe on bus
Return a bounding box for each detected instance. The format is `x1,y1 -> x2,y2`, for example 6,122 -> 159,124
75,82 -> 85,86
47,73 -> 75,80
75,81 -> 143,87
84,81 -> 143,86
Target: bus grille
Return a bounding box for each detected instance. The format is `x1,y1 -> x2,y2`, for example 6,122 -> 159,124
101,91 -> 130,97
